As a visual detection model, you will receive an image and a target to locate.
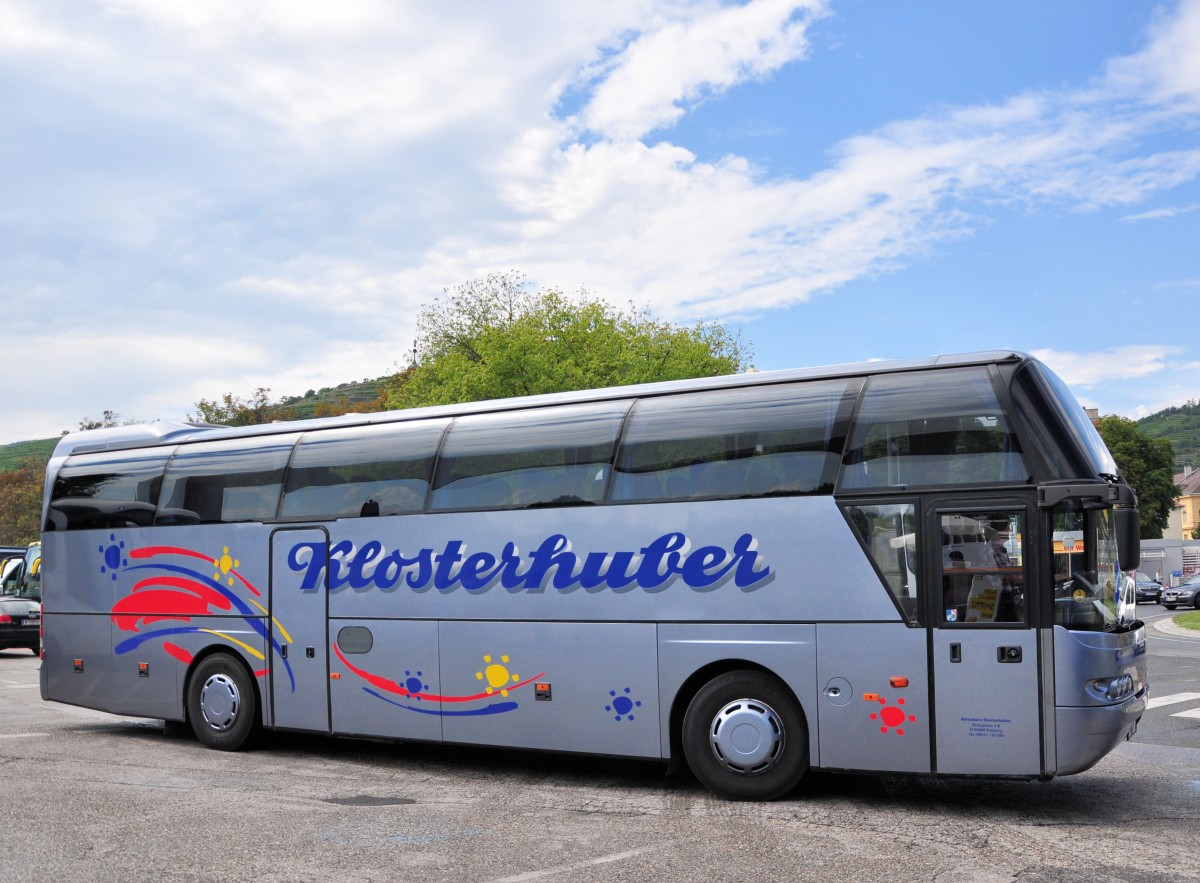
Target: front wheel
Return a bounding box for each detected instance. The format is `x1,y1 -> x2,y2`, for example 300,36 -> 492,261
682,670 -> 808,801
187,654 -> 259,751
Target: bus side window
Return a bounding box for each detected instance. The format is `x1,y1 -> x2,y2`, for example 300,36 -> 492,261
840,368 -> 1030,490
156,435 -> 298,525
430,403 -> 627,512
947,511 -> 1025,624
281,420 -> 446,520
843,503 -> 920,623
46,449 -> 172,531
611,379 -> 858,503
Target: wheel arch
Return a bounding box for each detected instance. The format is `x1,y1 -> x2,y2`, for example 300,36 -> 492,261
667,658 -> 809,767
180,644 -> 263,727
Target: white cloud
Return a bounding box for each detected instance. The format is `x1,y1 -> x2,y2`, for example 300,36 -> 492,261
1104,0 -> 1200,107
1121,203 -> 1200,222
578,0 -> 828,140
1030,346 -> 1183,388
4,1 -> 1200,443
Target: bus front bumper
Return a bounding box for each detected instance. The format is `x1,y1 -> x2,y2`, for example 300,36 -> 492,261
1055,687 -> 1147,776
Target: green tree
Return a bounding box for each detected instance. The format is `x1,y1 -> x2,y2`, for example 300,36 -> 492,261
78,409 -> 139,431
385,271 -> 750,409
0,458 -> 44,545
1095,416 -> 1177,539
192,388 -> 297,426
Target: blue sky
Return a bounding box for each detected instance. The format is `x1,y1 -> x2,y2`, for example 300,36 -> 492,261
2,0 -> 1199,445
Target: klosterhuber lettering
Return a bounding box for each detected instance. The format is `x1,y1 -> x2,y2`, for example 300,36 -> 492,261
286,531 -> 771,595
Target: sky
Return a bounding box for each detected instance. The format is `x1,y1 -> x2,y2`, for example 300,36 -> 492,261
2,0 -> 1199,445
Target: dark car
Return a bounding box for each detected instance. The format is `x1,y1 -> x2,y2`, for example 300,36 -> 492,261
1161,574 -> 1200,610
1133,571 -> 1163,604
0,590 -> 40,655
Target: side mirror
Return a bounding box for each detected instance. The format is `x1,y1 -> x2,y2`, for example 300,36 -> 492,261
1116,507 -> 1140,571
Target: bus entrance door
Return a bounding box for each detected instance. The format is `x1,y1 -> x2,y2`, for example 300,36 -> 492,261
930,506 -> 1042,776
269,527 -> 331,733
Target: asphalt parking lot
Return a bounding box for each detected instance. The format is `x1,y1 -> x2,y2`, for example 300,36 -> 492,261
2,634 -> 1199,883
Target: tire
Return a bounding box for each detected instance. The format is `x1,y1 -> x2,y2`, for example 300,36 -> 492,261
682,670 -> 808,801
186,653 -> 259,751
28,645 -> 39,656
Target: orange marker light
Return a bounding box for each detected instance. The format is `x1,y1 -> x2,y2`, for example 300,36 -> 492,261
862,693 -> 879,702
889,676 -> 909,688
330,672 -> 341,680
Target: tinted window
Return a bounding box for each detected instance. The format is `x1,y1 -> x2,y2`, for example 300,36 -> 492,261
843,502 -> 919,623
939,510 -> 1026,625
839,368 -> 1029,490
611,379 -> 859,502
430,403 -> 628,511
46,449 -> 173,530
281,420 -> 447,519
156,435 -> 299,525
1009,362 -> 1108,481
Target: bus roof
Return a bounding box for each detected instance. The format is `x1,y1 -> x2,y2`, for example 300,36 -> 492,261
53,349 -> 1029,459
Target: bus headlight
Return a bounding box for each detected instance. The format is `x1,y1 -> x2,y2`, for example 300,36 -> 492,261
1088,674 -> 1134,702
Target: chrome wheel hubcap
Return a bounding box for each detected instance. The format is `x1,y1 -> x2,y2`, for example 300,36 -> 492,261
199,673 -> 240,732
708,698 -> 785,775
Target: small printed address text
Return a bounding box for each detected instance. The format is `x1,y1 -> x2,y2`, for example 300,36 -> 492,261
962,716 -> 1011,738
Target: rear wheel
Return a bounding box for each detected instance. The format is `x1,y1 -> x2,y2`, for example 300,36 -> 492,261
27,645 -> 39,656
682,670 -> 808,801
187,654 -> 259,751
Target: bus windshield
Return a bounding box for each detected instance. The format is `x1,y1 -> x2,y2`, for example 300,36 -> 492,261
1055,506 -> 1133,631
1021,363 -> 1119,479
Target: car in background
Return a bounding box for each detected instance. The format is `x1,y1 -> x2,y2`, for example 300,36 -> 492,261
1160,574 -> 1200,610
0,547 -> 40,655
1,555 -> 24,586
1,543 -> 40,602
1133,571 -> 1164,604
0,547 -> 25,583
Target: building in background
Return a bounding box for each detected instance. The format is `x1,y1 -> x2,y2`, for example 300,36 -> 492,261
1171,466 -> 1200,542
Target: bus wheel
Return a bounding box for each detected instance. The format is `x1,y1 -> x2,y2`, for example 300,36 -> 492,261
187,654 -> 258,751
682,670 -> 808,801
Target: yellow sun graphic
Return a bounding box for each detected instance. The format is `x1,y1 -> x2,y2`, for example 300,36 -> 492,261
213,546 -> 240,587
475,654 -> 520,696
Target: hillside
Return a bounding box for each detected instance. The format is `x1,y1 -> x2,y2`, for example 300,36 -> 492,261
1138,400 -> 1200,471
0,378 -> 389,474
281,378 -> 386,419
0,437 -> 59,472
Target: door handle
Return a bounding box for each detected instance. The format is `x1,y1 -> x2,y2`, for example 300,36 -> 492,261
997,646 -> 1022,663
949,642 -> 961,663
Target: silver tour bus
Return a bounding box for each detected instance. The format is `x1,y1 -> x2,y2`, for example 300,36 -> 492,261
38,351 -> 1146,800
